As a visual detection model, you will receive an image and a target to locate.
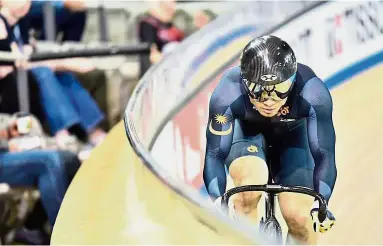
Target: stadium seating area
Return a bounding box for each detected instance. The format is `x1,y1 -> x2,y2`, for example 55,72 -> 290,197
0,1 -> 220,244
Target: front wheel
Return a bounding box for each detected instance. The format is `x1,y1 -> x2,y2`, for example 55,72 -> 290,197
260,217 -> 283,245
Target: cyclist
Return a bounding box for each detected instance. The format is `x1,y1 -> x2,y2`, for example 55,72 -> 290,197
203,35 -> 336,245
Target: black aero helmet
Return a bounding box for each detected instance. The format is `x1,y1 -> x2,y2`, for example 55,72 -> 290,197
240,35 -> 297,101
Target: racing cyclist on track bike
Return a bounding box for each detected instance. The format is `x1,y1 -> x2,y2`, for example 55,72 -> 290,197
203,35 -> 337,245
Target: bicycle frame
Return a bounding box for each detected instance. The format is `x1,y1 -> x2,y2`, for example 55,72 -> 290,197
261,189 -> 283,244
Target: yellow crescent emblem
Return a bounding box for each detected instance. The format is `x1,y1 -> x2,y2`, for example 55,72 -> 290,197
209,120 -> 233,136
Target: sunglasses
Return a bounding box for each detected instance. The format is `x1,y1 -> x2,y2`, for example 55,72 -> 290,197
243,73 -> 296,102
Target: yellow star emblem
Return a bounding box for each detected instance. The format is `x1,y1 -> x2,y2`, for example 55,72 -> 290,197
214,114 -> 228,125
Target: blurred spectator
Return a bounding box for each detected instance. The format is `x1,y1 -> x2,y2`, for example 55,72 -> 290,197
0,0 -> 44,121
29,64 -> 107,147
138,0 -> 184,77
74,70 -> 110,131
172,9 -> 193,35
0,112 -> 81,242
0,71 -> 42,119
0,0 -> 107,147
23,0 -> 87,43
192,9 -> 216,32
21,0 -> 110,132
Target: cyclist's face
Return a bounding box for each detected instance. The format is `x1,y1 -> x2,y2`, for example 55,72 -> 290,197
250,97 -> 288,117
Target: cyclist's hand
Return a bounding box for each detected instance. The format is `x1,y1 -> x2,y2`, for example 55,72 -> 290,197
213,196 -> 225,213
213,196 -> 236,219
310,200 -> 336,233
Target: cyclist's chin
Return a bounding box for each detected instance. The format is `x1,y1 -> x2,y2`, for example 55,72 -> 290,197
258,109 -> 278,117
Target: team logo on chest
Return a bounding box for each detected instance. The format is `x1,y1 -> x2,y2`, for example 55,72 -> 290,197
247,145 -> 258,153
277,106 -> 290,117
277,106 -> 296,122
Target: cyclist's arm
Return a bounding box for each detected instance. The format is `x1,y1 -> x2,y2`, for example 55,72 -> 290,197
203,94 -> 235,201
303,77 -> 337,203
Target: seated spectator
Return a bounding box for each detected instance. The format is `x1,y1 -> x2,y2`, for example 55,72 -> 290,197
0,112 -> 81,240
0,65 -> 43,121
192,9 -> 216,32
0,0 -> 107,148
23,0 -> 87,43
21,0 -> 111,131
29,63 -> 107,147
0,0 -> 43,120
138,0 -> 184,77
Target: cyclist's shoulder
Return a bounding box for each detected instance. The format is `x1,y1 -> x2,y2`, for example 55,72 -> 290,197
297,63 -> 318,82
214,65 -> 242,89
295,66 -> 332,113
223,65 -> 241,79
296,63 -> 327,93
210,65 -> 244,107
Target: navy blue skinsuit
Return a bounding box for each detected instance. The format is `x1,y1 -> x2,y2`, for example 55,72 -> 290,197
203,64 -> 337,203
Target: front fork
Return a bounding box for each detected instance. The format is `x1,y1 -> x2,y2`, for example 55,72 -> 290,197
260,192 -> 283,245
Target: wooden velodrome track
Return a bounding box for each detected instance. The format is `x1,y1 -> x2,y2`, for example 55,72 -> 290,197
51,34 -> 262,245
50,121 -> 260,244
319,64 -> 383,244
50,29 -> 383,246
